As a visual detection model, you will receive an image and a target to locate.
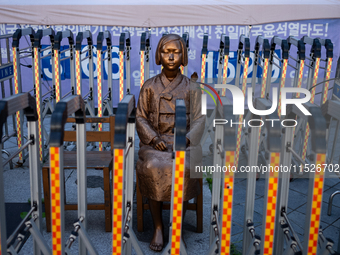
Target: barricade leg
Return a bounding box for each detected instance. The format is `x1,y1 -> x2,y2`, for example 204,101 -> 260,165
0,143 -> 7,255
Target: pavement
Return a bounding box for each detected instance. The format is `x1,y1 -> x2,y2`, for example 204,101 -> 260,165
2,114 -> 340,255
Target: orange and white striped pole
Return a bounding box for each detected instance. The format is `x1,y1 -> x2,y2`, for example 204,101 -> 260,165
261,152 -> 280,255
303,153 -> 327,255
170,150 -> 186,255
112,148 -> 124,255
140,51 -> 145,87
12,46 -> 24,163
234,57 -> 249,169
301,58 -> 320,170
49,146 -> 65,255
119,51 -> 124,102
221,56 -> 229,96
97,50 -> 103,151
33,47 -> 43,162
322,57 -> 333,104
54,49 -> 61,103
220,150 -> 235,255
277,59 -> 288,118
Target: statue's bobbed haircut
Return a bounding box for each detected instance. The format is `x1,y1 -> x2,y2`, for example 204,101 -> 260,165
155,34 -> 188,67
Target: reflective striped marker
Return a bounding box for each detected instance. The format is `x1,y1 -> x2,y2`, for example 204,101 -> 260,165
301,58 -> 320,170
75,50 -> 81,95
119,51 -> 124,102
97,51 -> 103,151
34,47 -> 43,161
54,49 -> 61,103
306,153 -> 326,255
234,57 -> 249,169
262,152 -> 280,255
180,65 -> 184,75
13,47 -> 23,161
140,51 -> 145,87
112,149 -> 124,255
200,54 -> 207,90
278,59 -> 288,118
295,60 -> 305,98
50,147 -> 62,255
170,151 -> 186,255
220,151 -> 235,255
322,58 -> 333,104
221,56 -> 229,96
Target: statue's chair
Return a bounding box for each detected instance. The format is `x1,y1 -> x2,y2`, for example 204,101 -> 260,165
136,178 -> 203,233
42,116 -> 115,232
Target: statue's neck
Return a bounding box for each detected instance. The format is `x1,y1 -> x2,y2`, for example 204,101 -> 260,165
163,69 -> 179,83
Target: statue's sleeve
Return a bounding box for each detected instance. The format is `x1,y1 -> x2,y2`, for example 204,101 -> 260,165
136,85 -> 158,145
186,83 -> 205,146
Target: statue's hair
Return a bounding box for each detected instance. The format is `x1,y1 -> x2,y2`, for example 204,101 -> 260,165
155,34 -> 188,66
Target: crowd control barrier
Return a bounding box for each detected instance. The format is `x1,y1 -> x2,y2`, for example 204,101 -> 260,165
118,32 -> 131,102
139,31 -> 151,87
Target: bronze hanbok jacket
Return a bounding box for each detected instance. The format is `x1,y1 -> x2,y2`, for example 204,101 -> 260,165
136,70 -> 205,202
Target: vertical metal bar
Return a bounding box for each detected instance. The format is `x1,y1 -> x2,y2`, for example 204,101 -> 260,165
26,219 -> 52,255
303,153 -> 326,255
145,46 -> 150,80
126,47 -> 131,94
49,146 -> 65,255
6,39 -> 16,131
277,59 -> 288,118
28,120 -> 43,254
125,122 -> 135,255
70,45 -> 75,94
273,127 -> 294,255
234,56 -> 249,169
322,58 -> 333,104
107,46 -> 113,110
219,151 -> 235,255
221,56 -> 229,96
97,50 -> 103,151
112,148 -> 124,255
210,124 -> 223,244
13,46 -> 24,162
0,143 -> 7,255
261,152 -> 281,255
234,49 -> 242,88
33,47 -> 43,162
217,51 -> 223,84
301,58 -> 320,170
88,45 -> 94,111
77,122 -> 87,254
251,51 -> 258,95
77,221 -> 98,255
242,125 -> 260,254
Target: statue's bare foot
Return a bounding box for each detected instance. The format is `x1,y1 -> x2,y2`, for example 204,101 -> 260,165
150,227 -> 163,252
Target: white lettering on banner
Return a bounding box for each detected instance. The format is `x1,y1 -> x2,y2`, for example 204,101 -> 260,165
42,48 -> 53,80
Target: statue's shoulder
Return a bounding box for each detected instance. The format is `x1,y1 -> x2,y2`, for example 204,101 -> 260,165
142,74 -> 162,90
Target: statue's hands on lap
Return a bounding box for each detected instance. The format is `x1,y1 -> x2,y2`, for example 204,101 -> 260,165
152,137 -> 167,151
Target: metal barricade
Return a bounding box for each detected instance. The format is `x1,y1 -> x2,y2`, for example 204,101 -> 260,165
140,30 -> 150,87
112,94 -> 144,255
53,30 -> 75,103
97,31 -> 113,151
0,92 -> 51,255
12,27 -> 35,164
181,32 -> 189,76
49,95 -> 99,255
118,31 -> 131,102
75,30 -> 95,116
33,28 -> 55,162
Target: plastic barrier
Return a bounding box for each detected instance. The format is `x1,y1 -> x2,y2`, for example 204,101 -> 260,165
119,31 -> 131,102
0,92 -> 51,255
33,28 -> 55,162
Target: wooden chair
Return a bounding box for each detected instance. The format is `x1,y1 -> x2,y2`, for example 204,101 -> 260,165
42,116 -> 115,232
136,178 -> 203,233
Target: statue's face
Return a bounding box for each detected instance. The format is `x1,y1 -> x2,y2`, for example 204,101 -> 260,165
160,40 -> 182,72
